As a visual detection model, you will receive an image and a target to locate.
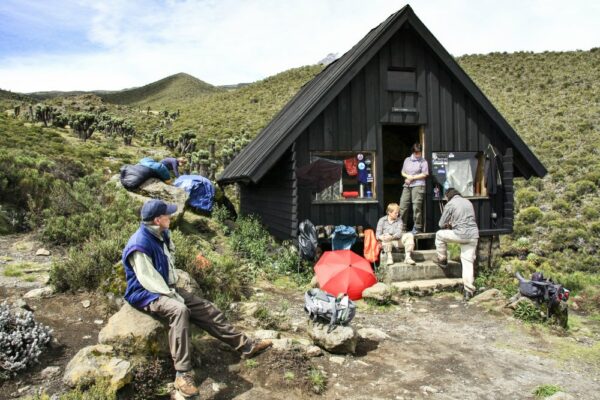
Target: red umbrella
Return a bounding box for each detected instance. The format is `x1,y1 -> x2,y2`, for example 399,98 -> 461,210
314,250 -> 377,300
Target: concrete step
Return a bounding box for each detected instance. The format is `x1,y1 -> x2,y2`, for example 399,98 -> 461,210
386,249 -> 438,262
391,278 -> 463,296
379,260 -> 462,282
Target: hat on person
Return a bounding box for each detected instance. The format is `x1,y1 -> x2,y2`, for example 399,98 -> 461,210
141,199 -> 178,221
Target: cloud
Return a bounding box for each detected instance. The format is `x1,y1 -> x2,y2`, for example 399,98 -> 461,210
0,0 -> 598,92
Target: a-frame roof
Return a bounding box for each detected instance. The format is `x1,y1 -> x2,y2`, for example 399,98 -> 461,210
218,5 -> 546,185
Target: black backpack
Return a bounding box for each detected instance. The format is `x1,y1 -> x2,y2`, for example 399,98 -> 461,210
298,220 -> 318,261
515,272 -> 570,317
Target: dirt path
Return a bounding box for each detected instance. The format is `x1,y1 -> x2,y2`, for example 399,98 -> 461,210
1,233 -> 599,400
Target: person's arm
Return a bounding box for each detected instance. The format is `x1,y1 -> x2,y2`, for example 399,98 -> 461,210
173,161 -> 180,178
411,160 -> 429,180
438,202 -> 453,229
391,220 -> 403,239
375,218 -> 384,241
129,252 -> 184,302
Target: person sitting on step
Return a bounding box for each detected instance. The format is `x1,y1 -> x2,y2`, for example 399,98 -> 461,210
375,203 -> 416,266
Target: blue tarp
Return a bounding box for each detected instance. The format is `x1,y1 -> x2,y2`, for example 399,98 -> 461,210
173,175 -> 215,212
139,157 -> 171,181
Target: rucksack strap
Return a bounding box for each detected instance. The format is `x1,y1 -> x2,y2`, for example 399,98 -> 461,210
328,296 -> 338,333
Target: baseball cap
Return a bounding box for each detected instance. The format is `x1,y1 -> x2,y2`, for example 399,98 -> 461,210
141,199 -> 178,221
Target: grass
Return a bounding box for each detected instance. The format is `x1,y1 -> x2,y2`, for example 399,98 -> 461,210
3,264 -> 24,277
308,367 -> 327,394
533,384 -> 563,398
283,371 -> 295,381
244,359 -> 259,369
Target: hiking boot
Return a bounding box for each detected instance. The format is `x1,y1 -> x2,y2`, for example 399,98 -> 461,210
404,255 -> 416,265
463,290 -> 474,302
174,371 -> 199,397
434,257 -> 447,268
242,339 -> 273,359
386,252 -> 394,265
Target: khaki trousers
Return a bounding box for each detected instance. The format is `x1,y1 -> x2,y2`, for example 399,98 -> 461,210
435,229 -> 478,294
400,186 -> 425,231
144,289 -> 252,372
381,233 -> 415,254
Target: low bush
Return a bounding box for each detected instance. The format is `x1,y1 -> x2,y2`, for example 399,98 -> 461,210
0,302 -> 53,379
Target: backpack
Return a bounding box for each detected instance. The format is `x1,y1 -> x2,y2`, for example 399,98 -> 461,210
298,220 -> 318,261
304,288 -> 356,332
516,271 -> 570,319
120,164 -> 159,190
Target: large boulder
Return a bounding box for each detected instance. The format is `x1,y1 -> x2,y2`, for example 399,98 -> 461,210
63,345 -> 132,391
175,268 -> 202,297
307,321 -> 358,354
362,282 -> 391,303
98,303 -> 170,356
113,176 -> 187,222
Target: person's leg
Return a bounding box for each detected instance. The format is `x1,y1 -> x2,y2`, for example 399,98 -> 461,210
178,289 -> 253,353
144,296 -> 198,397
401,233 -> 416,264
399,187 -> 412,229
412,186 -> 425,232
435,229 -> 455,264
145,296 -> 193,372
381,238 -> 396,265
460,239 -> 478,296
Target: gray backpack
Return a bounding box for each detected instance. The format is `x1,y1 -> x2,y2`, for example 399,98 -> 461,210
304,288 -> 356,332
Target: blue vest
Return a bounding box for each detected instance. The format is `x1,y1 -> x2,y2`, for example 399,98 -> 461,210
122,224 -> 172,309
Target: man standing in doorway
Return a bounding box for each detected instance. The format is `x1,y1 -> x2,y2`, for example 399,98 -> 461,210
122,199 -> 272,397
400,143 -> 429,234
434,188 -> 479,300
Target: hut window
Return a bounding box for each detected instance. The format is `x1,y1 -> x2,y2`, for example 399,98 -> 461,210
299,152 -> 376,202
387,68 -> 416,91
431,151 -> 487,198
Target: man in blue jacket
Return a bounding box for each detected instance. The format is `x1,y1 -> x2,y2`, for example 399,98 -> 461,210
122,199 -> 272,397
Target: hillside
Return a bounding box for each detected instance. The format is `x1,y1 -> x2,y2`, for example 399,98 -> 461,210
100,72 -> 218,105
0,88 -> 33,102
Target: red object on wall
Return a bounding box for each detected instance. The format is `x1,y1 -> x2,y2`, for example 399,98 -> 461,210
342,191 -> 359,198
344,158 -> 358,176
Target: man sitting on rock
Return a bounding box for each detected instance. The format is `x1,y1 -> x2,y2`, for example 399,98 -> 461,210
122,199 -> 272,397
434,188 -> 479,301
376,203 -> 416,266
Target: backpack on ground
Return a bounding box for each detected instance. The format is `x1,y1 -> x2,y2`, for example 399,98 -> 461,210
298,220 -> 318,261
515,271 -> 570,326
304,288 -> 356,332
120,164 -> 159,190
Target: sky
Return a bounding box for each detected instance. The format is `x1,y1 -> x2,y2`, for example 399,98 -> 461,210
0,0 -> 598,93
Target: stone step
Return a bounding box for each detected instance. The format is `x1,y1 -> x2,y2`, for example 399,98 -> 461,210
379,260 -> 462,282
386,249 -> 439,262
391,278 -> 463,296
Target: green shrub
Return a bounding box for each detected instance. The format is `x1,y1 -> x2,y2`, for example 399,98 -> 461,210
573,180 -> 596,196
517,207 -> 543,224
230,215 -> 274,271
515,188 -> 538,208
583,206 -> 599,219
513,300 -> 545,323
533,384 -> 562,398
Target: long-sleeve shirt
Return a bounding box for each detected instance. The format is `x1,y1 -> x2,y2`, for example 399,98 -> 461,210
160,157 -> 180,178
376,216 -> 404,240
438,195 -> 479,239
128,224 -> 184,303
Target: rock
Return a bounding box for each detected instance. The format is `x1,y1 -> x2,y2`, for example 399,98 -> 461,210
63,345 -> 132,391
308,321 -> 358,354
252,330 -> 280,340
132,178 -> 187,223
546,393 -> 575,400
271,338 -> 293,351
506,294 -> 537,310
12,299 -> 28,309
41,366 -> 61,380
420,385 -> 438,394
470,288 -> 503,305
212,382 -> 227,392
35,248 -> 51,256
357,328 -> 390,342
329,356 -> 345,365
239,302 -> 259,318
17,385 -> 31,394
362,282 -> 391,302
81,300 -> 91,308
310,276 -> 320,288
94,319 -> 104,325
175,268 -> 203,297
23,286 -> 54,298
306,345 -> 323,357
228,364 -> 241,373
570,301 -> 579,311
98,303 -> 170,356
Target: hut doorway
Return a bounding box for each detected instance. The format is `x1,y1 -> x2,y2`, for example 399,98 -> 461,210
382,124 -> 421,208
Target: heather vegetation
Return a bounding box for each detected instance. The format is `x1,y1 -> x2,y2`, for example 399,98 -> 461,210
458,49 -> 600,312
0,50 -> 598,320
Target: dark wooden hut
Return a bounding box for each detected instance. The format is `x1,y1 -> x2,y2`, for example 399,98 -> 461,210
218,5 -> 546,240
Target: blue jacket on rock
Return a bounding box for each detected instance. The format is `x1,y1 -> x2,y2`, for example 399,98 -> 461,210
122,224 -> 172,308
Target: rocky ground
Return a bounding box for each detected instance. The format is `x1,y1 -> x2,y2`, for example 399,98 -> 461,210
1,234 -> 599,400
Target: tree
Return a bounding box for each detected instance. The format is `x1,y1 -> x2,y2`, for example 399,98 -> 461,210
70,113 -> 98,141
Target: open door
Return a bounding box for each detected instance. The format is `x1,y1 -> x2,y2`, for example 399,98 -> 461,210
381,124 -> 422,212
